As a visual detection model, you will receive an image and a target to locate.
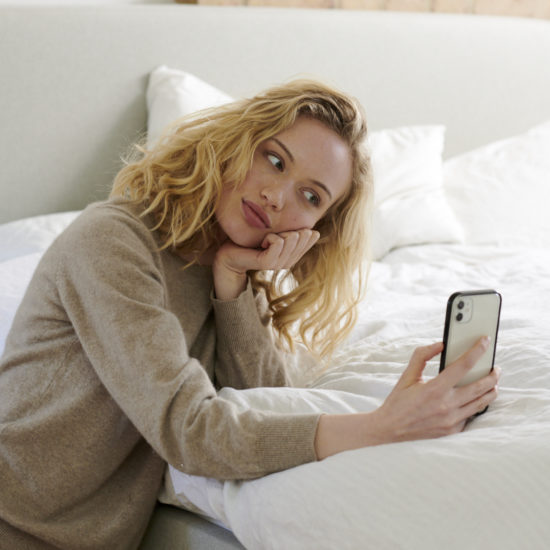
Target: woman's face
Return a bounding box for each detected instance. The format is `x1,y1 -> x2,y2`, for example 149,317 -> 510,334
215,117 -> 353,248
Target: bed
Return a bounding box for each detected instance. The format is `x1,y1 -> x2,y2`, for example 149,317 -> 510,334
1,5 -> 550,549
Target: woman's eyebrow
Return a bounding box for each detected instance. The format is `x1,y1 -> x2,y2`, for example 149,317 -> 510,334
272,138 -> 294,162
272,138 -> 333,200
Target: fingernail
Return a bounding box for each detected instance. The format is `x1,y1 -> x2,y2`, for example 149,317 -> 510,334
481,336 -> 491,349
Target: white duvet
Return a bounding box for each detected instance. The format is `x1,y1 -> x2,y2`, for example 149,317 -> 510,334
165,243 -> 550,550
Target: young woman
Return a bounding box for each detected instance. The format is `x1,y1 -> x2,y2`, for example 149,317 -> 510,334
0,80 -> 499,549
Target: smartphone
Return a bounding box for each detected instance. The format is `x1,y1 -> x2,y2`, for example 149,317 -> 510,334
439,290 -> 502,387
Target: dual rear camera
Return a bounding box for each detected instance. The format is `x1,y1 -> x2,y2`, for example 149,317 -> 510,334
456,300 -> 465,321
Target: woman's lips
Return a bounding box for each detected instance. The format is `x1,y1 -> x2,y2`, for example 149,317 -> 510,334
242,200 -> 271,229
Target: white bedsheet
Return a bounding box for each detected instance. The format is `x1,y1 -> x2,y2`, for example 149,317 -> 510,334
167,243 -> 550,550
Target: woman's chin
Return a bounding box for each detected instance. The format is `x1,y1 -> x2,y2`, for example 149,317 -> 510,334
221,226 -> 266,249
231,235 -> 265,249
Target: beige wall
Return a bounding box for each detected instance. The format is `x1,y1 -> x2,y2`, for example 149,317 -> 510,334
191,0 -> 550,19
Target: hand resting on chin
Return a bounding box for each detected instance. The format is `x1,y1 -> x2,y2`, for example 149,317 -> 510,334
213,228 -> 320,301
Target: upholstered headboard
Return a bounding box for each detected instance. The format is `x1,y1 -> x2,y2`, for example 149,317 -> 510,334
1,5 -> 549,223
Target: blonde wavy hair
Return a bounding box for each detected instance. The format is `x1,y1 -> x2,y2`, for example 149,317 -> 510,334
111,79 -> 373,358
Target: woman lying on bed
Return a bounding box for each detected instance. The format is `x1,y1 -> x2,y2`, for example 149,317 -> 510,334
0,80 -> 499,549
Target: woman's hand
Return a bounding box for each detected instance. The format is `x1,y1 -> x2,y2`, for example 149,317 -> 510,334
314,338 -> 501,460
212,229 -> 320,301
373,338 -> 501,442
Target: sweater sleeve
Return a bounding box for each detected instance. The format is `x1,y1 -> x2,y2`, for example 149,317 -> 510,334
212,283 -> 292,390
54,205 -> 319,480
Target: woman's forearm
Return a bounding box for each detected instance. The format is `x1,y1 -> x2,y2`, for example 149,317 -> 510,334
314,412 -> 389,460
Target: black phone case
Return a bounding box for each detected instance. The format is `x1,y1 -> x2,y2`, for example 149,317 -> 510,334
439,289 -> 502,385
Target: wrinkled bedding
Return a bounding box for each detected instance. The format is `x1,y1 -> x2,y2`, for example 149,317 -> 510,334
167,243 -> 550,550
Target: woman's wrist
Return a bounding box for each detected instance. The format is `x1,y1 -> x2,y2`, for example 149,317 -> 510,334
314,411 -> 391,460
212,259 -> 248,301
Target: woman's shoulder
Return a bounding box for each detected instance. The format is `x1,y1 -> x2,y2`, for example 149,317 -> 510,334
64,199 -> 156,246
44,199 -> 161,270
78,198 -> 150,229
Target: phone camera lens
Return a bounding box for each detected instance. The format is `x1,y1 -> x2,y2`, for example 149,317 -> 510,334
457,301 -> 465,310
456,313 -> 463,322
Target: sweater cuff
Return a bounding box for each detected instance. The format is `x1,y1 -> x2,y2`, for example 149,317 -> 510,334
211,280 -> 269,338
256,412 -> 320,473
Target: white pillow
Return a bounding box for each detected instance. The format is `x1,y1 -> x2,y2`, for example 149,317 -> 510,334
368,126 -> 464,259
145,67 -> 464,259
0,212 -> 81,355
146,65 -> 233,147
0,211 -> 80,262
0,253 -> 44,357
444,120 -> 550,246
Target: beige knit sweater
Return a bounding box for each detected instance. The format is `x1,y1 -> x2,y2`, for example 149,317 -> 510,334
0,200 -> 319,549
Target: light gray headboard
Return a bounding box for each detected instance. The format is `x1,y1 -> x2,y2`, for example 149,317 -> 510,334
1,5 -> 549,223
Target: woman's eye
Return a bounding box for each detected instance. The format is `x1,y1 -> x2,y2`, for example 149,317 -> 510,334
267,153 -> 284,172
303,189 -> 321,207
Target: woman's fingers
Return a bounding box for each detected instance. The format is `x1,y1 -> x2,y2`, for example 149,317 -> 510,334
462,386 -> 499,419
395,342 -> 444,389
260,233 -> 285,260
457,365 -> 501,411
260,229 -> 319,269
215,229 -> 319,281
430,338 -> 500,420
435,336 -> 491,389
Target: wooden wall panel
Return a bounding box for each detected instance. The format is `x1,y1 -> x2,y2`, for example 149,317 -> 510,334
181,0 -> 550,19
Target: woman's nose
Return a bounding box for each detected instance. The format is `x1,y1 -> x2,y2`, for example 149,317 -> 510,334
261,182 -> 286,211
